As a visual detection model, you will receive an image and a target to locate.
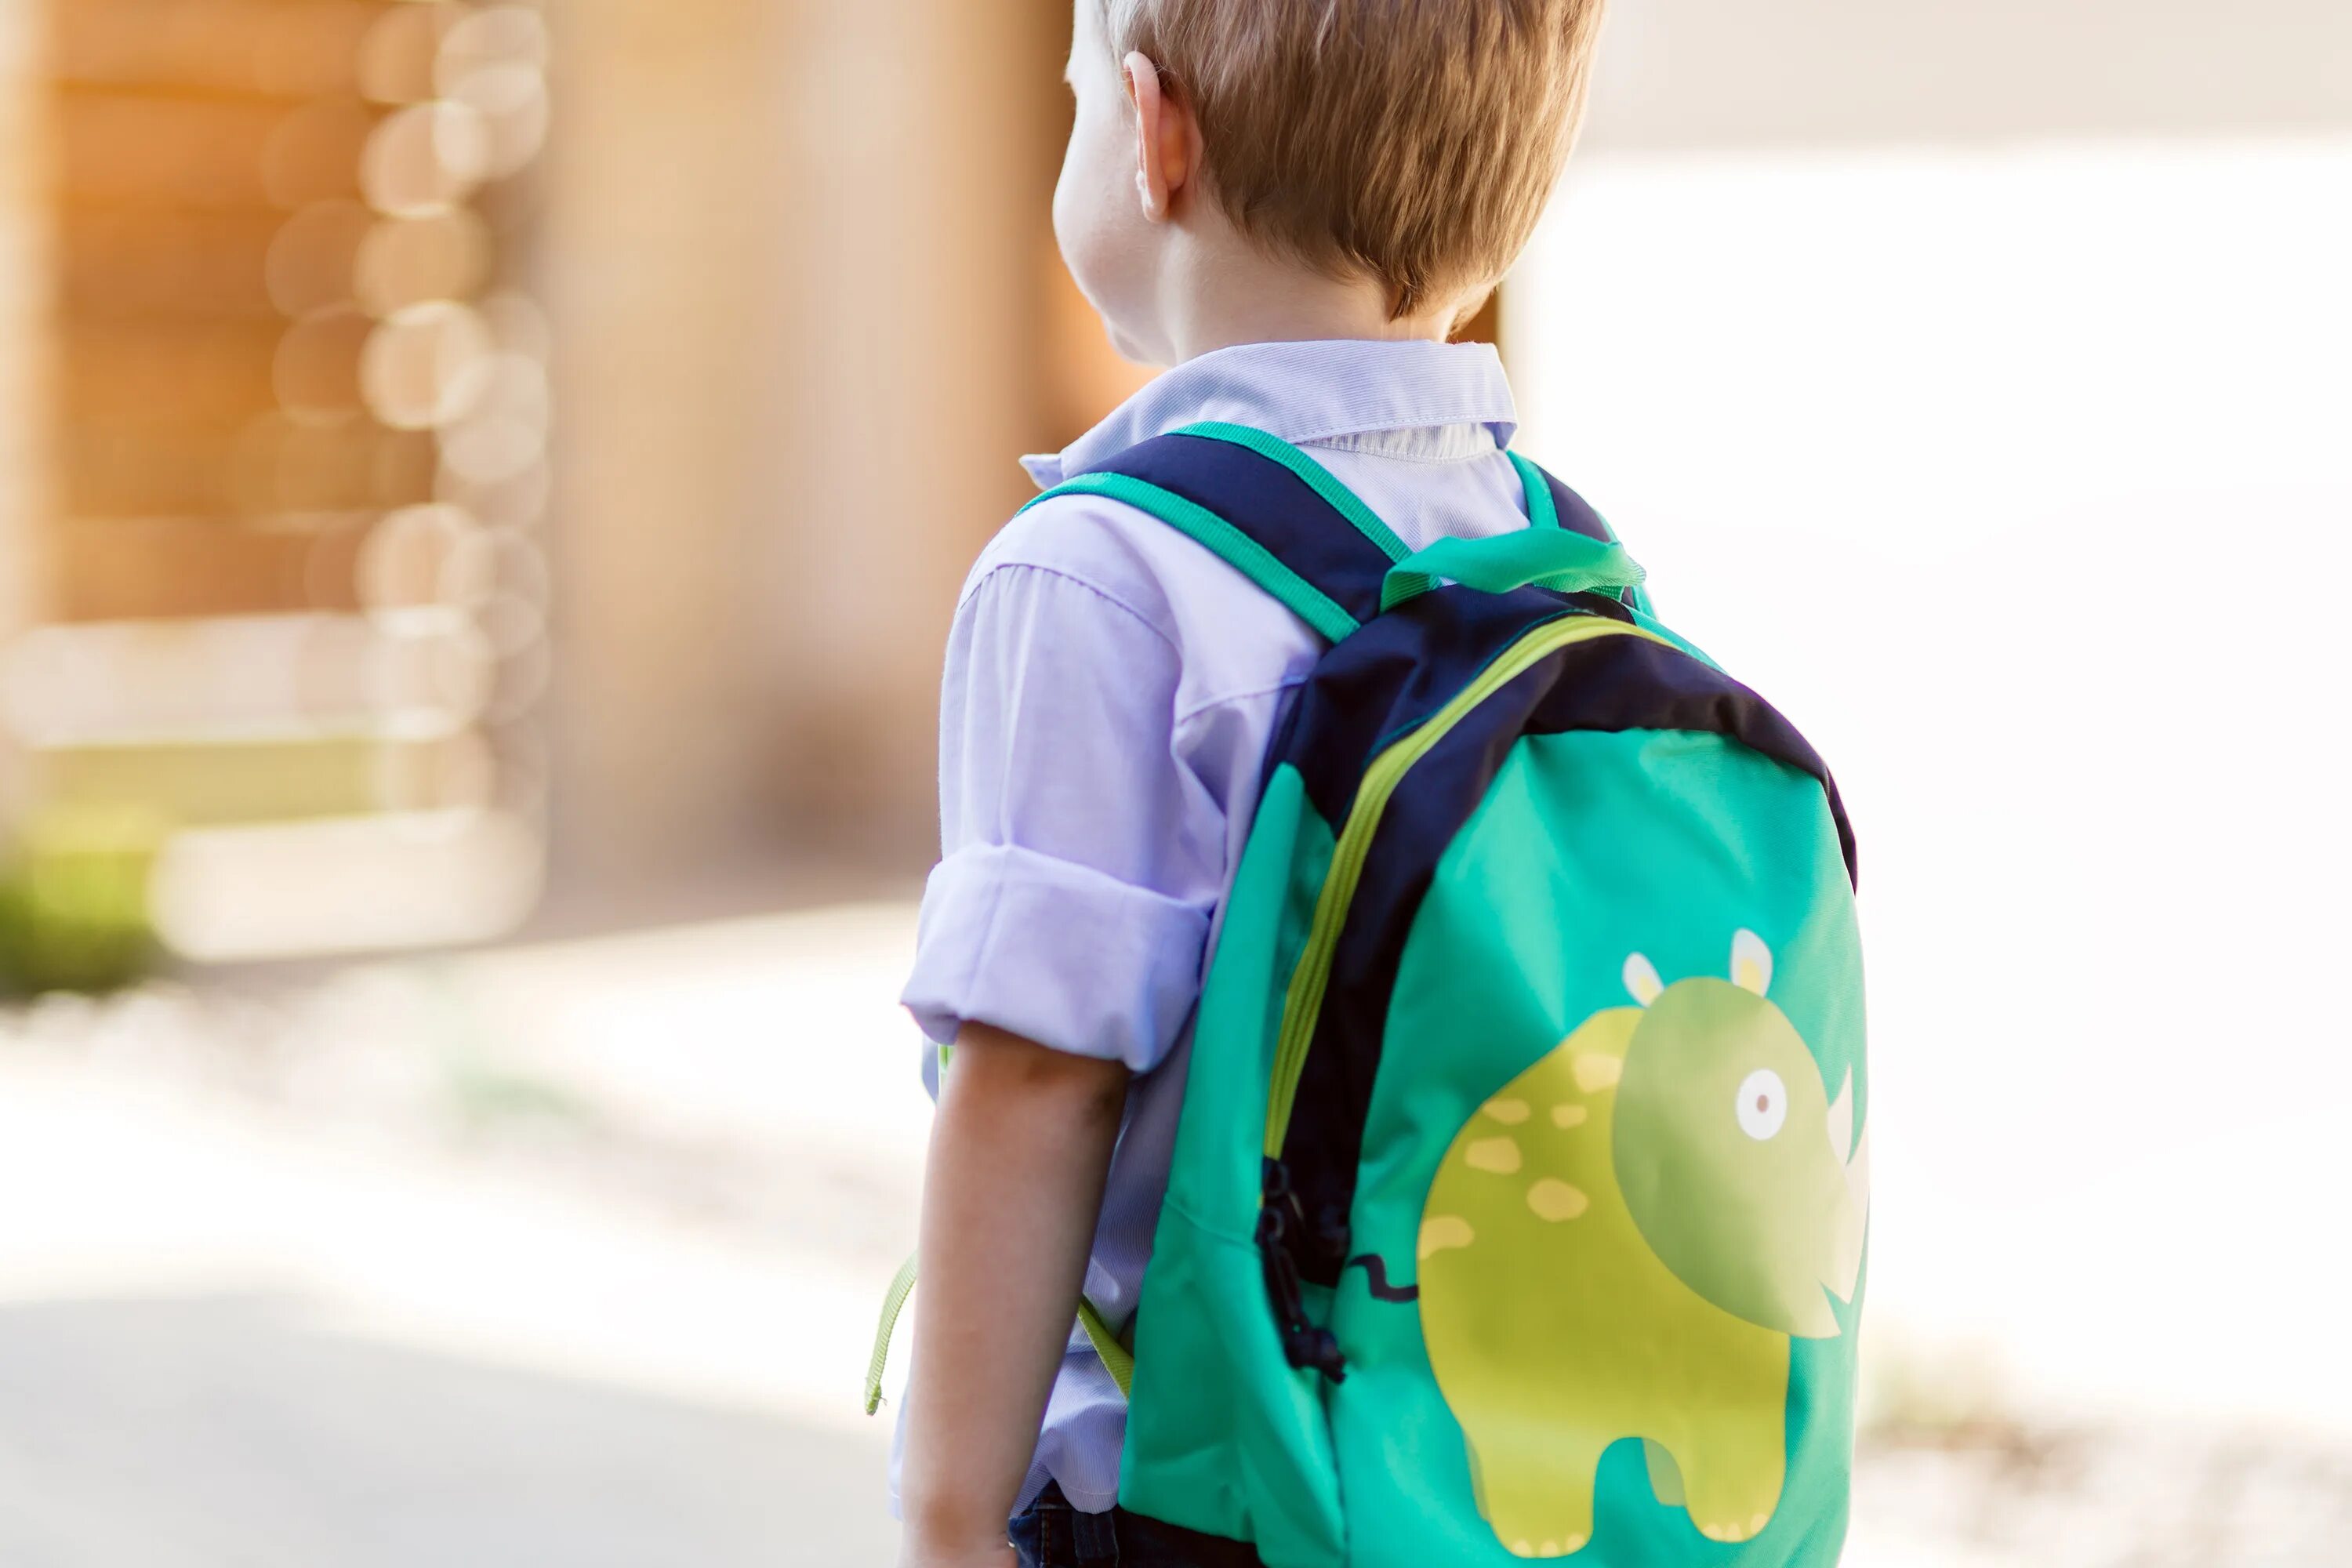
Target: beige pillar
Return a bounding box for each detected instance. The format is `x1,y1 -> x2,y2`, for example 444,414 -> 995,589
752,0 -> 1065,862
539,0 -> 793,898
543,0 -> 1067,904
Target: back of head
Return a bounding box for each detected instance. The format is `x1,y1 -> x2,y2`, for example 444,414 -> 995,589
1101,0 -> 1610,318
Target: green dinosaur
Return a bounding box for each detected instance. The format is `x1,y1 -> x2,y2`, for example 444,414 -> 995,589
1417,931 -> 1869,1558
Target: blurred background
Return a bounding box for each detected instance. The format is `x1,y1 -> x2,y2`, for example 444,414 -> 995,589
0,0 -> 2347,1563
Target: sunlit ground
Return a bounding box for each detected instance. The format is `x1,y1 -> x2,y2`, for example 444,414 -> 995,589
0,906 -> 927,1566
6,902 -> 2352,1565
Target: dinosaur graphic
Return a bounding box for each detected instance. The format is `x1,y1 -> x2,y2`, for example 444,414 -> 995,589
1417,931 -> 1869,1557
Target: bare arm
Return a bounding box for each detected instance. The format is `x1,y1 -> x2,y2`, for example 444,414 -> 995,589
897,1022 -> 1130,1568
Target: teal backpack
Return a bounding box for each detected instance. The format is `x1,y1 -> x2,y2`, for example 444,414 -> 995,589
872,423 -> 1869,1567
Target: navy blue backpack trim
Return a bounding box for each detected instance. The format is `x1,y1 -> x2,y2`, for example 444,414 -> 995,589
1078,432 -> 1399,628
1530,463 -> 1612,545
1268,593 -> 1629,822
1076,434 -> 1646,644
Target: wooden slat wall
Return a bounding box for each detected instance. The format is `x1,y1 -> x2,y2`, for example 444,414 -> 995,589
47,0 -> 399,616
0,2 -> 48,833
2,0 -> 553,956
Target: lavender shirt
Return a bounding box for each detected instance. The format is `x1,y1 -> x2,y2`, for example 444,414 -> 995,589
896,338 -> 1548,1515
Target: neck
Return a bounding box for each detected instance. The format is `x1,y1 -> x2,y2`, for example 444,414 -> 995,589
1152,229 -> 1465,364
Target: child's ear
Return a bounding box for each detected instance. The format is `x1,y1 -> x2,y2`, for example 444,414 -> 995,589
1122,52 -> 1195,221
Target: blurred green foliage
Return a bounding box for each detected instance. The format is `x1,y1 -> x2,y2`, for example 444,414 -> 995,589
0,804 -> 166,996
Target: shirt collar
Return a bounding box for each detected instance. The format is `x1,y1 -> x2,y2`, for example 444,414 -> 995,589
1021,338 -> 1519,488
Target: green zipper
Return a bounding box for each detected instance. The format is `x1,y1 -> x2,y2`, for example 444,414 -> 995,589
1261,615 -> 1672,1159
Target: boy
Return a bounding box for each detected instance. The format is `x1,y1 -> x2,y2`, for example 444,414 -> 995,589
897,2 -> 1610,1564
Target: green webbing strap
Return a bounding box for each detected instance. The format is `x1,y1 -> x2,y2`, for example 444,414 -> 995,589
1381,528 -> 1646,612
1022,471 -> 1361,644
1076,1297 -> 1136,1399
1508,451 -> 1562,532
1171,422 -> 1413,563
865,1254 -> 920,1415
862,1257 -> 1134,1414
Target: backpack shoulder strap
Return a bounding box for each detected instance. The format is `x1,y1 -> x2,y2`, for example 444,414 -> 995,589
1508,451 -> 1655,619
1022,422 -> 1405,643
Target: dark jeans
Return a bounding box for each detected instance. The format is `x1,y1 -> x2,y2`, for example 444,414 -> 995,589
1008,1483 -> 1268,1568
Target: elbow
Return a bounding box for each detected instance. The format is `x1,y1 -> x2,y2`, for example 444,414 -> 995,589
942,1022 -> 1131,1129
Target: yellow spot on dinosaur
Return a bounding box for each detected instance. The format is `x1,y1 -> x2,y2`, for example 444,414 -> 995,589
1512,1542 -> 1532,1556
1538,1542 -> 1558,1556
1418,1215 -> 1475,1259
1549,1103 -> 1588,1128
1526,1178 -> 1588,1221
1465,1137 -> 1522,1174
1751,1512 -> 1770,1534
1572,1053 -> 1621,1093
1481,1097 -> 1530,1123
1562,1536 -> 1588,1553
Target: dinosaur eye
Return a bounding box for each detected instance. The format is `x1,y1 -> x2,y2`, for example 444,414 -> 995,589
1736,1069 -> 1787,1141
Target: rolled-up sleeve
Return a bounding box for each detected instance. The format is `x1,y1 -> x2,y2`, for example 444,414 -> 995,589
901,556 -> 1226,1073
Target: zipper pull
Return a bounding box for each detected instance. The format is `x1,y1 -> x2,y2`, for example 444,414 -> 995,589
1258,1160 -> 1347,1383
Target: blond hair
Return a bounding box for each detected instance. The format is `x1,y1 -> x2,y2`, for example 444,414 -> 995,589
1102,0 -> 1608,318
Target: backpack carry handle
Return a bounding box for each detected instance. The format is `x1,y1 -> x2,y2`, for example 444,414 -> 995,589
1380,528 -> 1646,612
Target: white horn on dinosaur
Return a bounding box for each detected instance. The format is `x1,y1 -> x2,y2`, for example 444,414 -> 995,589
1623,953 -> 1664,1007
1730,928 -> 1772,995
1826,1069 -> 1855,1168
